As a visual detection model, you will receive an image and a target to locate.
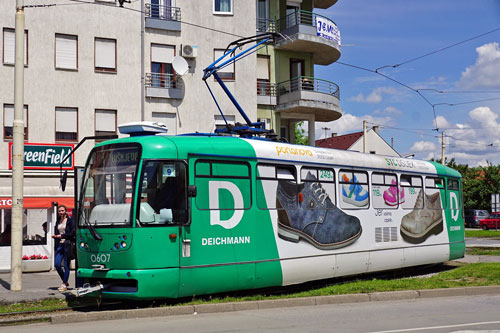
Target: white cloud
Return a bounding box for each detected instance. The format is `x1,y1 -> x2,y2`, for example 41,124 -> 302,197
349,87 -> 398,104
406,106 -> 500,165
457,42 -> 500,89
410,141 -> 437,152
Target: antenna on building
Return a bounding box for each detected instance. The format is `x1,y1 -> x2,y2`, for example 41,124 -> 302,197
172,56 -> 189,76
321,127 -> 330,138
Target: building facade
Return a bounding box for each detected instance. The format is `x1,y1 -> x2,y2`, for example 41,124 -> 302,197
0,0 -> 342,271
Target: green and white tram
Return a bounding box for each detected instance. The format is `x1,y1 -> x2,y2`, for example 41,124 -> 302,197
74,126 -> 464,299
73,34 -> 464,299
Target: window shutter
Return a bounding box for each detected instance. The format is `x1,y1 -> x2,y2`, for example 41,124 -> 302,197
214,49 -> 233,74
152,112 -> 177,135
56,107 -> 77,132
3,29 -> 27,65
56,35 -> 77,69
4,104 -> 27,126
257,56 -> 269,80
151,44 -> 174,63
95,110 -> 116,132
95,38 -> 116,69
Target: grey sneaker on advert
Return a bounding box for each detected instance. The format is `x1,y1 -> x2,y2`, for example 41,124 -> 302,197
400,190 -> 443,244
276,172 -> 362,250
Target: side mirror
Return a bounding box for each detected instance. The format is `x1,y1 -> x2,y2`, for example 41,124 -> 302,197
60,170 -> 68,192
187,185 -> 197,198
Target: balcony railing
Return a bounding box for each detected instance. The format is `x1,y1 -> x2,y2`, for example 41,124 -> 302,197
145,73 -> 180,89
256,18 -> 277,33
257,79 -> 277,96
145,4 -> 181,21
276,76 -> 339,98
275,10 -> 340,46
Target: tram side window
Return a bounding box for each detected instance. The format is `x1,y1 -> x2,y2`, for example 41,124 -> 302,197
371,173 -> 398,209
400,175 -> 423,210
257,163 -> 297,210
300,167 -> 336,209
194,160 -> 251,210
425,177 -> 446,209
339,170 -> 369,209
138,161 -> 188,225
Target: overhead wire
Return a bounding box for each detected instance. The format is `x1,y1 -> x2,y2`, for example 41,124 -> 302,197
375,27 -> 500,71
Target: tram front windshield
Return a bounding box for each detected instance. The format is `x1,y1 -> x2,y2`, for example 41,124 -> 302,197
79,144 -> 140,227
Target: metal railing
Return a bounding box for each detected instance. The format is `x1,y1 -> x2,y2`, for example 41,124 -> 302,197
145,4 -> 181,21
145,73 -> 180,89
256,18 -> 277,33
256,79 -> 277,96
276,76 -> 340,99
258,10 -> 340,45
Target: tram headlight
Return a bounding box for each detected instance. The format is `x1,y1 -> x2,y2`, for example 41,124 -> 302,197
114,243 -> 120,250
80,242 -> 85,248
120,241 -> 127,248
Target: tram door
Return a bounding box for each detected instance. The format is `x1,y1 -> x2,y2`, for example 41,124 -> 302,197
137,161 -> 188,269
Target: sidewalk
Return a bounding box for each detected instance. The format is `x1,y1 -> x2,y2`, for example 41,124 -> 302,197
1,237 -> 499,305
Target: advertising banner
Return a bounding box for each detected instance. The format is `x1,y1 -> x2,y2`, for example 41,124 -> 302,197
8,142 -> 74,170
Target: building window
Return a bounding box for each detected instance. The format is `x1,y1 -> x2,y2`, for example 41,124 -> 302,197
256,0 -> 269,31
55,34 -> 78,70
3,104 -> 28,140
257,55 -> 270,95
95,109 -> 117,137
151,43 -> 175,88
95,37 -> 117,73
214,49 -> 235,80
3,28 -> 28,66
55,107 -> 78,141
151,0 -> 177,20
214,114 -> 235,132
152,112 -> 177,135
214,0 -> 232,14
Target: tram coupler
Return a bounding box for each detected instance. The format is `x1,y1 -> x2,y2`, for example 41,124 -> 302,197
73,282 -> 106,297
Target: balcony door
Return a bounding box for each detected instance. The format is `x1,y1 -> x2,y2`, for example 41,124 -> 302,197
151,0 -> 174,19
290,59 -> 304,92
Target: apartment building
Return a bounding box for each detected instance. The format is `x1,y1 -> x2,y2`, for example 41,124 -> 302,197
256,0 -> 342,145
0,0 -> 342,271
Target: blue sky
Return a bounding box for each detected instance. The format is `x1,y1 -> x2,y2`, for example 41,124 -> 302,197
314,0 -> 500,166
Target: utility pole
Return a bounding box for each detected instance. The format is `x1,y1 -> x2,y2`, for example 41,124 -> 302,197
363,120 -> 367,153
441,131 -> 445,165
321,127 -> 330,138
11,0 -> 25,291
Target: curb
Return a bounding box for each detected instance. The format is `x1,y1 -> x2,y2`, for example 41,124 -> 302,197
48,285 -> 500,325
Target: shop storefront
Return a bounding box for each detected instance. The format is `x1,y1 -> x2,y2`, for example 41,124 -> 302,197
0,143 -> 74,272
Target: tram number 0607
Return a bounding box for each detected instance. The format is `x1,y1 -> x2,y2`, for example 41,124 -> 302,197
91,254 -> 111,263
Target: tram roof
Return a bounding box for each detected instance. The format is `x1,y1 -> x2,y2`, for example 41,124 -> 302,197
95,135 -> 461,178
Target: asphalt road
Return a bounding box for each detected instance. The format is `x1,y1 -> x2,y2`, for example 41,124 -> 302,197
6,294 -> 500,333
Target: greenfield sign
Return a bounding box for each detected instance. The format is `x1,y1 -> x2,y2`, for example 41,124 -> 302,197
9,142 -> 74,170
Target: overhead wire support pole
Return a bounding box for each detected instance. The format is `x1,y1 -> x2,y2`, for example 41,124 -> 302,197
11,0 -> 25,291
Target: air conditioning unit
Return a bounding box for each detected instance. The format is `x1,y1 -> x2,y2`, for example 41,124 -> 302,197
181,44 -> 198,58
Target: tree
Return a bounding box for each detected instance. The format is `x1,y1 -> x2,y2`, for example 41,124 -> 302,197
294,121 -> 308,145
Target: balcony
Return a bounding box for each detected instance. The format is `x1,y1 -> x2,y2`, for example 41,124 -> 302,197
145,73 -> 183,99
257,79 -> 277,105
314,0 -> 339,9
276,76 -> 342,122
145,4 -> 181,31
273,11 -> 341,65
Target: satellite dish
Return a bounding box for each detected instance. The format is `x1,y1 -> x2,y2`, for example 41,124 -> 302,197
172,56 -> 189,76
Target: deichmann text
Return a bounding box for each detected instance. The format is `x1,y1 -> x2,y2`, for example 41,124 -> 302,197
202,236 -> 251,246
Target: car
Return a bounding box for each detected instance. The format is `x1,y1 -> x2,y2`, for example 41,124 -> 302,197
479,212 -> 500,230
464,209 -> 489,228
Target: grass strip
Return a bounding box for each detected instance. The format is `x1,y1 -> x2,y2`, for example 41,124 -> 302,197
467,248 -> 500,256
2,263 -> 500,313
465,230 -> 500,238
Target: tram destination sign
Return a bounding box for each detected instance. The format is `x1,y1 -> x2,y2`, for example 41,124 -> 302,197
8,142 -> 74,170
